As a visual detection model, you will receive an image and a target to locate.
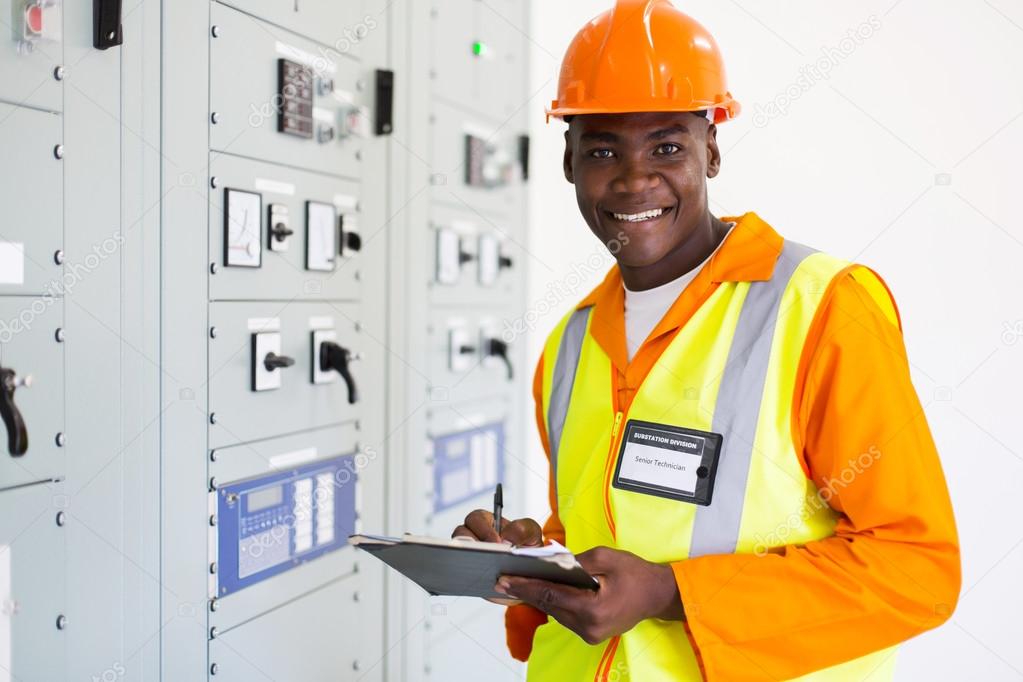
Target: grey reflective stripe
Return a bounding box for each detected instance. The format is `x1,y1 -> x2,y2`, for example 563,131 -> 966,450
547,307 -> 592,484
688,240 -> 816,557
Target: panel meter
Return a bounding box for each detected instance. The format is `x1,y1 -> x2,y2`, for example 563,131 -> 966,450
224,188 -> 262,267
215,453 -> 359,595
305,201 -> 337,271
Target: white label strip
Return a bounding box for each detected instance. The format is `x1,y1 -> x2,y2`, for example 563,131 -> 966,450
0,243 -> 25,285
247,317 -> 281,332
333,194 -> 358,211
254,178 -> 296,196
275,40 -> 337,74
308,316 -> 334,330
269,447 -> 318,469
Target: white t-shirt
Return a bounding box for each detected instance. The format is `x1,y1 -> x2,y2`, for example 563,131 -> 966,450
624,223 -> 735,362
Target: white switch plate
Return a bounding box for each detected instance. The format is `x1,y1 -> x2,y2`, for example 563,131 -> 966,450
252,331 -> 283,391
311,329 -> 337,384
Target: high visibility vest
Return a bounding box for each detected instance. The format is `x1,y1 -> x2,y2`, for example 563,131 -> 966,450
529,241 -> 899,682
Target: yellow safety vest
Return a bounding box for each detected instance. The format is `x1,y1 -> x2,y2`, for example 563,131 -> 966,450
529,241 -> 899,681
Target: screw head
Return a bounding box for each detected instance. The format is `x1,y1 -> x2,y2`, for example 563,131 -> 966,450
209,626 -> 219,639
352,661 -> 361,671
211,25 -> 221,37
55,511 -> 66,526
210,663 -> 219,675
210,562 -> 218,574
53,250 -> 64,265
209,514 -> 217,527
209,449 -> 218,462
53,65 -> 64,80
53,144 -> 64,159
209,477 -> 218,491
55,432 -> 66,447
211,112 -> 220,124
54,328 -> 65,342
56,615 -> 67,630
210,262 -> 218,274
209,598 -> 219,612
209,412 -> 218,425
209,327 -> 217,339
210,176 -> 219,189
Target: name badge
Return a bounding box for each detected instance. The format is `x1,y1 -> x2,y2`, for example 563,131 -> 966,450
611,419 -> 723,506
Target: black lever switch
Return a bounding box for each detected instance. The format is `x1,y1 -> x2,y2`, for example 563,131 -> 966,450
270,221 -> 294,242
263,352 -> 295,372
93,0 -> 123,49
320,341 -> 359,404
483,338 -> 513,380
0,366 -> 30,457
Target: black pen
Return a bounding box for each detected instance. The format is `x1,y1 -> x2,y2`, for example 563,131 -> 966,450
493,483 -> 503,537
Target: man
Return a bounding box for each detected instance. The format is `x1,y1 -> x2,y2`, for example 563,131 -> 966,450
452,1 -> 960,679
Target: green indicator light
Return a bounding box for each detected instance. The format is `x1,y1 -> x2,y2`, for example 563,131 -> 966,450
472,41 -> 487,57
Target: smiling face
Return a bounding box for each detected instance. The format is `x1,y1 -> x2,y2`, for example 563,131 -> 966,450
564,111 -> 722,289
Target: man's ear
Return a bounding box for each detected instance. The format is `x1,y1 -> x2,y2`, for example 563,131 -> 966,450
705,124 -> 721,179
563,130 -> 575,184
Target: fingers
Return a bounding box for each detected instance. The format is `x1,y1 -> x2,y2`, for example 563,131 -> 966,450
451,509 -> 504,543
496,576 -> 588,620
500,517 -> 543,547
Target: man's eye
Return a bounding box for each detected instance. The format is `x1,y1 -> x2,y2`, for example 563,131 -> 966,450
589,149 -> 614,159
655,143 -> 681,155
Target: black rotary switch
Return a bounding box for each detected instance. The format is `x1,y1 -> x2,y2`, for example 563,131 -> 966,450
270,221 -> 294,243
263,352 -> 295,372
0,366 -> 30,457
342,230 -> 362,253
498,254 -> 513,269
483,338 -> 513,380
320,341 -> 359,404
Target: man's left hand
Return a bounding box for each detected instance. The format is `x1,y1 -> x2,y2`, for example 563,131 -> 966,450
494,546 -> 685,645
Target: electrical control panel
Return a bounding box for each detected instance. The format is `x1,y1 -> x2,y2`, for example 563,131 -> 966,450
0,1 -> 530,680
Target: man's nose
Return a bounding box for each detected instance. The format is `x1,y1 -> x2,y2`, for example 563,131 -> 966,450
610,160 -> 662,194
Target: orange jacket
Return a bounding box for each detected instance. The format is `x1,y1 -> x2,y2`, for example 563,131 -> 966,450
506,213 -> 960,680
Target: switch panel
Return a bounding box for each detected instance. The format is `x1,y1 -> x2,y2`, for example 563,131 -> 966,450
310,329 -> 337,385
477,234 -> 500,286
435,228 -> 461,285
447,324 -> 475,372
305,201 -> 337,272
224,188 -> 262,268
251,330 -> 288,392
267,203 -> 292,252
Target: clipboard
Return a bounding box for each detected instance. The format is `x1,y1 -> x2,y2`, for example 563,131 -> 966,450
349,533 -> 599,599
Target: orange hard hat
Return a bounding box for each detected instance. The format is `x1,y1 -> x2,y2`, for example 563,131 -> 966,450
546,0 -> 741,124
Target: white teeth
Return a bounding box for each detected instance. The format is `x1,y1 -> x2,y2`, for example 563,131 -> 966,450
611,207 -> 666,222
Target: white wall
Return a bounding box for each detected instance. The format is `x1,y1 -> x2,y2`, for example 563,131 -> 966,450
524,1 -> 1023,679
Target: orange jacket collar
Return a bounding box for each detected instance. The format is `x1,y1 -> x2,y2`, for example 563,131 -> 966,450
575,212 -> 784,370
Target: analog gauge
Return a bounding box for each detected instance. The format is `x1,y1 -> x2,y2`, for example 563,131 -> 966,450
224,188 -> 263,268
306,201 -> 337,272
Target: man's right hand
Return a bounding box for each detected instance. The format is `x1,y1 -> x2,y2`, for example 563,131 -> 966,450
452,510 -> 543,606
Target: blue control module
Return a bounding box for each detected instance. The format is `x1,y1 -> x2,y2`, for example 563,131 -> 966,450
217,453 -> 358,596
432,421 -> 505,513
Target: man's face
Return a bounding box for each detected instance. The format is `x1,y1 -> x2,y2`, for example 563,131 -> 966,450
563,111 -> 721,268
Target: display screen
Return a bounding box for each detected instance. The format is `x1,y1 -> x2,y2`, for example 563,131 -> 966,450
246,485 -> 283,512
